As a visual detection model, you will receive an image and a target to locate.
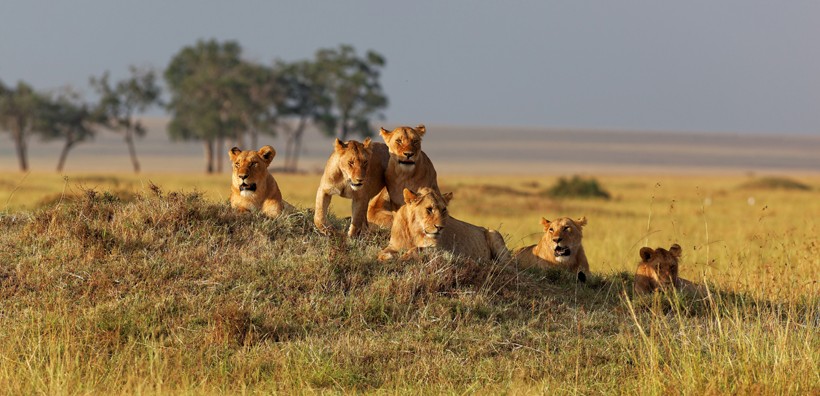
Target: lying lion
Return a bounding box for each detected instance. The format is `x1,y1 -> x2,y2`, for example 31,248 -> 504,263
367,125 -> 440,227
514,216 -> 591,282
314,137 -> 390,237
377,187 -> 510,263
633,243 -> 701,295
229,145 -> 290,217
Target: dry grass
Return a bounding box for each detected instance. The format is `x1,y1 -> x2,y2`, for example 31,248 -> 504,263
0,171 -> 818,393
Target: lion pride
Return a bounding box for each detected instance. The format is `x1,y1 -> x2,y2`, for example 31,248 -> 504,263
377,187 -> 510,263
514,216 -> 591,282
228,145 -> 289,217
314,137 -> 390,237
367,125 -> 440,227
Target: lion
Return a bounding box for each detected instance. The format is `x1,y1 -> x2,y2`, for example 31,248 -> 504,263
367,125 -> 440,227
514,216 -> 590,282
229,145 -> 290,217
633,243 -> 702,295
377,187 -> 511,263
314,137 -> 390,237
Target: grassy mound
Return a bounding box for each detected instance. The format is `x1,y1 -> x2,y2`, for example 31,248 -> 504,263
547,176 -> 611,199
738,176 -> 812,191
0,188 -> 816,394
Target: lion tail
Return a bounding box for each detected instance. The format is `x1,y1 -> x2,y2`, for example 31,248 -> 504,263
485,229 -> 511,263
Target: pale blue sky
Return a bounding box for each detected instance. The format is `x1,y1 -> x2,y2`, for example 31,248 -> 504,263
2,0 -> 819,134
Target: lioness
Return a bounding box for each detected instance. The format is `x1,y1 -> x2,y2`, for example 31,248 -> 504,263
634,243 -> 701,295
314,137 -> 390,237
514,216 -> 590,282
377,187 -> 510,263
367,125 -> 440,227
229,145 -> 289,217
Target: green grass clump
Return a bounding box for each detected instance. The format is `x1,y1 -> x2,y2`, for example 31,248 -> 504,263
0,186 -> 817,394
546,175 -> 611,199
738,176 -> 812,191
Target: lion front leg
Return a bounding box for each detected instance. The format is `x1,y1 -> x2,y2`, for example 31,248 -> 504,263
367,188 -> 394,227
348,195 -> 369,237
314,189 -> 337,235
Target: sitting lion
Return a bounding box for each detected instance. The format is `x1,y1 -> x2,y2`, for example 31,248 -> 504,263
367,125 -> 440,227
314,137 -> 390,237
229,145 -> 289,217
514,216 -> 590,282
634,243 -> 701,295
377,187 -> 510,263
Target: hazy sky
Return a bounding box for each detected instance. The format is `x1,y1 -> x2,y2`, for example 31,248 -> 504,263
2,1 -> 820,135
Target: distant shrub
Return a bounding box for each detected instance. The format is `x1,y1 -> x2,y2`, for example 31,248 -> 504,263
546,176 -> 611,199
738,176 -> 811,191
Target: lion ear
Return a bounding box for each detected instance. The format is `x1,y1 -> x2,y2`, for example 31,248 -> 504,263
403,188 -> 418,205
334,138 -> 347,153
416,124 -> 426,136
258,145 -> 276,164
540,217 -> 551,231
669,244 -> 682,258
442,192 -> 453,205
229,147 -> 242,161
362,137 -> 372,149
575,216 -> 588,227
379,127 -> 391,140
640,247 -> 654,262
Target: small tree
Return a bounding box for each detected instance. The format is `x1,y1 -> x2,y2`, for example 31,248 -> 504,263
0,80 -> 42,172
37,89 -> 102,172
314,45 -> 388,141
275,59 -> 331,172
90,66 -> 161,173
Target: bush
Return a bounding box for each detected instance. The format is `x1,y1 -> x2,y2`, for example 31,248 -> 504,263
546,176 -> 611,199
738,176 -> 811,191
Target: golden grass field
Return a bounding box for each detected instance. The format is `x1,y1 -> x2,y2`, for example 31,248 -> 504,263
0,168 -> 818,394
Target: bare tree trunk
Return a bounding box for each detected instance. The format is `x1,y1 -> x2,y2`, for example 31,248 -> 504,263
216,136 -> 224,173
12,127 -> 28,172
291,116 -> 308,172
204,139 -> 214,174
56,139 -> 74,173
124,127 -> 140,173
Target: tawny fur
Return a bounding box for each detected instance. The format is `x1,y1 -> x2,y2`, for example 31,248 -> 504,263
229,145 -> 290,217
378,187 -> 510,263
634,243 -> 702,295
314,137 -> 390,237
514,216 -> 591,281
367,125 -> 440,227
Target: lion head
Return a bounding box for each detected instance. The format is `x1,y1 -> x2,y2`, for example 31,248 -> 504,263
335,137 -> 373,192
540,216 -> 587,264
639,244 -> 682,286
402,187 -> 453,246
229,145 -> 275,197
379,125 -> 426,172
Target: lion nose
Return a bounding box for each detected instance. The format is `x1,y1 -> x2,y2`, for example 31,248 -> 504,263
403,152 -> 414,158
238,174 -> 248,180
553,237 -> 563,243
355,178 -> 364,183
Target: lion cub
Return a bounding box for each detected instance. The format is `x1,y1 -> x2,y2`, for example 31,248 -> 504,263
367,125 -> 440,227
633,243 -> 700,295
314,137 -> 390,237
229,145 -> 289,217
514,216 -> 590,282
377,187 -> 510,263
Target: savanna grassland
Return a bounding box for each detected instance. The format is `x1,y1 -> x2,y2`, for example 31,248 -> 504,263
0,171 -> 818,394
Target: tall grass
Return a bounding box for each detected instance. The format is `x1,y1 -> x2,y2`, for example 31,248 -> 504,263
0,172 -> 818,393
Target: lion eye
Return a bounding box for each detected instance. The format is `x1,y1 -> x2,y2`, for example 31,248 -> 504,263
564,226 -> 571,232
548,228 -> 554,233
442,207 -> 447,213
250,162 -> 257,168
426,207 -> 433,214
395,138 -> 402,144
348,160 -> 354,166
234,162 -> 240,168
363,161 -> 368,167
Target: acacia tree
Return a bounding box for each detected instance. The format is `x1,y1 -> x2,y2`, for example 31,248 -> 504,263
90,66 -> 161,173
165,39 -> 247,173
37,89 -> 102,172
275,59 -> 331,172
0,81 -> 42,171
314,45 -> 388,141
